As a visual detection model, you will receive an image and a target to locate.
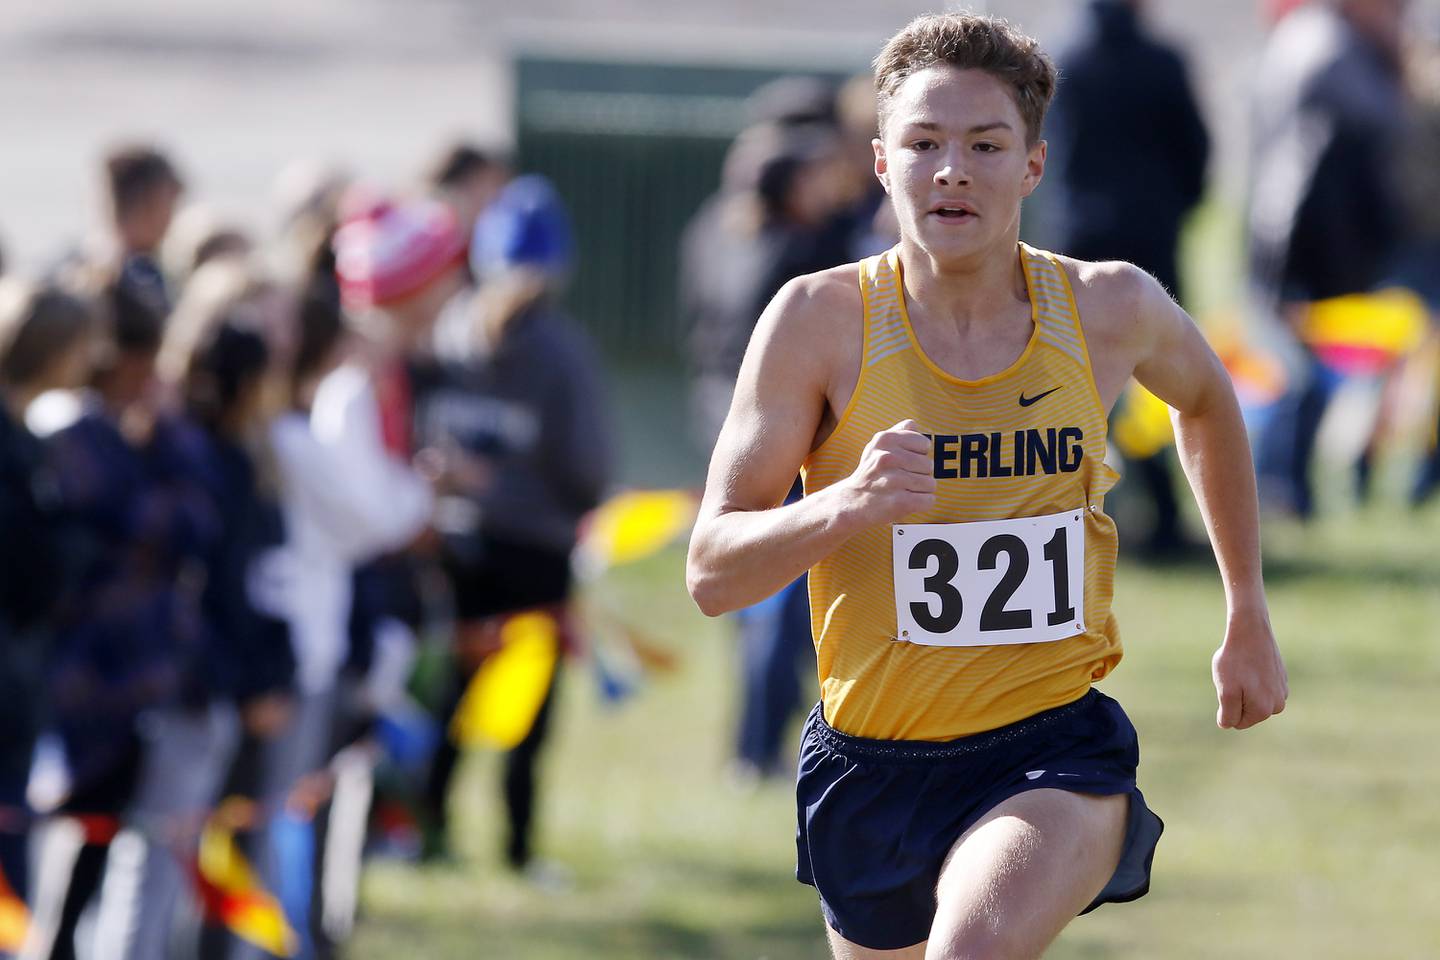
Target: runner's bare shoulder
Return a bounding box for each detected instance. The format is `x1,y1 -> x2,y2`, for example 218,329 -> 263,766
744,262 -> 864,397
1048,254 -> 1169,353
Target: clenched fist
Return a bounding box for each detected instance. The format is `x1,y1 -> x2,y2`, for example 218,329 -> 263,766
842,419 -> 937,526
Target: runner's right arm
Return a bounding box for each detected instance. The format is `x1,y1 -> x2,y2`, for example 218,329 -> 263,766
686,275 -> 935,616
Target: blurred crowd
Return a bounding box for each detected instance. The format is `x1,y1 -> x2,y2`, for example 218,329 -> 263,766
1045,0 -> 1440,532
1244,0 -> 1440,515
0,138 -> 611,960
2,0 -> 1440,957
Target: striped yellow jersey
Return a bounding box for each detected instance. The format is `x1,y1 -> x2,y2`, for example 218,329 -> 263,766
800,244 -> 1123,741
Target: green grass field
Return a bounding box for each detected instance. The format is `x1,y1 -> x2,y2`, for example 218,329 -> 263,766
349,491 -> 1440,960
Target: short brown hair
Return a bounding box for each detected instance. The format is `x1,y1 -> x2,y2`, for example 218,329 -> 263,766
105,144 -> 182,218
873,13 -> 1057,144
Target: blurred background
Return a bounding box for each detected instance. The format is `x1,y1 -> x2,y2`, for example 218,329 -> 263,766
1,0 -> 1439,958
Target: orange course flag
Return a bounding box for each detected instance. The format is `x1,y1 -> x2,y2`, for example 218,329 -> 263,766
0,862 -> 27,954
193,805 -> 299,958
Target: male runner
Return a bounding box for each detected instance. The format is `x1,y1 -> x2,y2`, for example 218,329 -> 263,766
686,13 -> 1288,960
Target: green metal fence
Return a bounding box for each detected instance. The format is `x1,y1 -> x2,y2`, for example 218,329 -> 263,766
515,57 -> 848,362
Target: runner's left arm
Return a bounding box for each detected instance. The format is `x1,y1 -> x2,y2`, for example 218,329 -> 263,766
1125,270 -> 1288,731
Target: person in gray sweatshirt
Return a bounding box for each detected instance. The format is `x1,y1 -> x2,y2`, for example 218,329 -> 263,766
412,174 -> 612,875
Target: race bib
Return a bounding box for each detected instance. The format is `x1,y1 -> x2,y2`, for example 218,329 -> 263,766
892,509 -> 1086,647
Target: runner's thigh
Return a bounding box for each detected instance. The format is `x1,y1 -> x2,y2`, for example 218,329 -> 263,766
926,788 -> 1127,960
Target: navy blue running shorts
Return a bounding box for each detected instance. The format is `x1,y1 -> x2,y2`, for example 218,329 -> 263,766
795,689 -> 1164,951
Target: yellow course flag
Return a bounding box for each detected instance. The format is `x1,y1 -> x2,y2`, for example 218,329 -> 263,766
578,490 -> 698,572
1111,384 -> 1175,461
452,612 -> 561,750
197,811 -> 300,958
1300,288 -> 1428,358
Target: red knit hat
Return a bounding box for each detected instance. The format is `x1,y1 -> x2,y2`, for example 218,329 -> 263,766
333,198 -> 464,310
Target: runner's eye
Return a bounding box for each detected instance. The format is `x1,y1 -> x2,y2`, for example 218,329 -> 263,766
912,140 -> 937,151
974,142 -> 1000,153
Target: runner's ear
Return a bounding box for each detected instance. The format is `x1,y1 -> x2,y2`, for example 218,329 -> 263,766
1021,139 -> 1047,198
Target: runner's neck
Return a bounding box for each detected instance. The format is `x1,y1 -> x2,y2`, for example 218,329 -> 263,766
897,240 -> 1031,335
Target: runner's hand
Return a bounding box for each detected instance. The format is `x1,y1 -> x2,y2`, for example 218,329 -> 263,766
844,419 -> 936,525
1212,612 -> 1288,730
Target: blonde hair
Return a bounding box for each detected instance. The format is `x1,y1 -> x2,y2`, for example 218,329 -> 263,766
159,256 -> 280,386
0,279 -> 95,388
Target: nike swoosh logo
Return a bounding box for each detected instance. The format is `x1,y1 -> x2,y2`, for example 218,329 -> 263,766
1018,386 -> 1063,407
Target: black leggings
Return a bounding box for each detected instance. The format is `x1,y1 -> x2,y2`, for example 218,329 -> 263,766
425,537 -> 570,869
425,662 -> 560,868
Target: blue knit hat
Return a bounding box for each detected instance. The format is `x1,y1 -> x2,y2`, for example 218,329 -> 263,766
470,175 -> 574,282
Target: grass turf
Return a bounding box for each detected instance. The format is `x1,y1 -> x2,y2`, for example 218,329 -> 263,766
350,497 -> 1440,960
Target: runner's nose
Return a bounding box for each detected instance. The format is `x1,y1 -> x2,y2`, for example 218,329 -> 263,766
934,166 -> 971,188
934,150 -> 970,187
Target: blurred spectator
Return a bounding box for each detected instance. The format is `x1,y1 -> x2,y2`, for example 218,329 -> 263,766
102,146 -> 184,319
317,199 -> 455,573
276,294 -> 418,739
257,282 -> 435,958
1050,0 -> 1209,300
0,282 -> 96,914
744,74 -> 894,260
744,75 -> 837,127
416,175 -> 611,876
89,261 -> 296,960
316,195 -> 462,682
1049,0 -> 1210,555
683,121 -> 850,449
1247,0 -> 1409,517
833,72 -> 896,260
309,197 -> 459,904
22,282 -> 204,960
271,162 -> 352,311
681,105 -> 856,781
425,142 -> 510,253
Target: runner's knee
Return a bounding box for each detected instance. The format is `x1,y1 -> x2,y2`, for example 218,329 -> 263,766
927,927 -> 1040,960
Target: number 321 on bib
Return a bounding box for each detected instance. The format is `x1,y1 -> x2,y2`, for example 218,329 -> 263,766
892,509 -> 1086,648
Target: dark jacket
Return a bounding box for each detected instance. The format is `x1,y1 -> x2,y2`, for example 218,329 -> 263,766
416,299 -> 613,561
0,404 -> 66,778
1049,0 -> 1210,296
150,415 -> 295,704
44,404 -> 215,790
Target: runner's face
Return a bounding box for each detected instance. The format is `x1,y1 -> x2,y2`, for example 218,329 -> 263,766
875,66 -> 1045,263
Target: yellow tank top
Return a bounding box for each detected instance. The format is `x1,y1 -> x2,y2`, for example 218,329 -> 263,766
801,244 -> 1123,741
